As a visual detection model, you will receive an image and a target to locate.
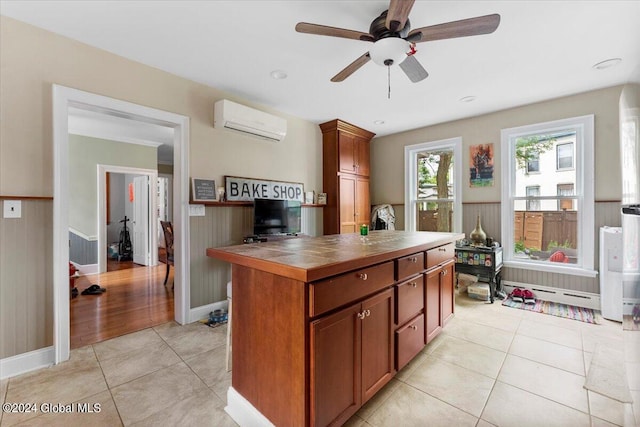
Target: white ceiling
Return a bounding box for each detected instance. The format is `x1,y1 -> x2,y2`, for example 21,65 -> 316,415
2,0 -> 640,142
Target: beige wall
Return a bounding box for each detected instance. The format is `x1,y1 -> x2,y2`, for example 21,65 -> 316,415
0,15 -> 322,196
69,134 -> 157,238
0,16 -> 322,360
370,86 -> 623,205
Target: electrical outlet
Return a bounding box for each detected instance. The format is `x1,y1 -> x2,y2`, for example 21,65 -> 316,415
188,204 -> 205,217
3,200 -> 22,218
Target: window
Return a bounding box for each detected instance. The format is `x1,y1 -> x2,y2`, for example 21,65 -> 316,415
557,183 -> 575,210
525,186 -> 540,211
556,142 -> 574,170
526,153 -> 540,173
405,137 -> 462,233
501,115 -> 595,277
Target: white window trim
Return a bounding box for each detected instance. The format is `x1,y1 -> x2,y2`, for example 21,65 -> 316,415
501,115 -> 596,278
405,137 -> 462,233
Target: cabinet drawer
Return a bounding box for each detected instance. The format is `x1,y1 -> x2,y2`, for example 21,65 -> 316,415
396,275 -> 424,326
425,243 -> 455,270
310,262 -> 394,317
395,313 -> 425,371
395,252 -> 424,282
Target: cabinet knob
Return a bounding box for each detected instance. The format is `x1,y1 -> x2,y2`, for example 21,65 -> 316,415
358,273 -> 368,281
357,312 -> 366,320
409,257 -> 418,263
439,247 -> 447,252
411,282 -> 417,288
364,309 -> 371,317
410,325 -> 418,330
441,269 -> 447,276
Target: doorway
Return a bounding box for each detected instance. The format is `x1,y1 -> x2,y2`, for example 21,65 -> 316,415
53,85 -> 191,363
99,167 -> 159,273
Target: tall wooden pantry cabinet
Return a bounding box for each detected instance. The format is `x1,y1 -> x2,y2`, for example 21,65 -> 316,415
320,119 -> 375,235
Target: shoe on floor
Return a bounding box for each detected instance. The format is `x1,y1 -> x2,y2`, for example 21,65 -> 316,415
523,289 -> 536,304
510,288 -> 524,303
81,284 -> 106,295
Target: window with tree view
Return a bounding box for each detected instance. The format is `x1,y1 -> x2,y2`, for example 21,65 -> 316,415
417,150 -> 454,231
501,115 -> 595,275
405,138 -> 461,233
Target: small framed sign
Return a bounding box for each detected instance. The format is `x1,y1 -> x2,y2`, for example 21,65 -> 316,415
192,178 -> 217,202
305,191 -> 315,204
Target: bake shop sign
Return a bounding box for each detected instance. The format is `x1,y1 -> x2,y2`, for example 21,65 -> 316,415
225,176 -> 304,202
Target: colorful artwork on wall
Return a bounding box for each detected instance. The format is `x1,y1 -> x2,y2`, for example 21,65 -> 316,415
470,143 -> 495,187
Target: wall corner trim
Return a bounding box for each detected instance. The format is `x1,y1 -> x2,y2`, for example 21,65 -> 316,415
0,346 -> 54,380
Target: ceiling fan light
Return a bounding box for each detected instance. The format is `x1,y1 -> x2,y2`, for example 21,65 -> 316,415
369,38 -> 409,66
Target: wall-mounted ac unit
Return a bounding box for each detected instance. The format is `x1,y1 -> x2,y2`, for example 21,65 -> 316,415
214,99 -> 287,142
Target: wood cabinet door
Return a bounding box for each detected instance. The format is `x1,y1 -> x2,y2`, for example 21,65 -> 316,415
425,268 -> 442,343
355,177 -> 370,229
355,136 -> 370,176
311,303 -> 362,427
338,132 -> 357,174
440,261 -> 455,326
361,288 -> 394,403
339,175 -> 356,233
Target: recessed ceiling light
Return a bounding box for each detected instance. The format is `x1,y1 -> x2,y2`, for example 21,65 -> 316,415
459,96 -> 477,103
593,58 -> 622,70
374,120 -> 385,125
270,70 -> 288,79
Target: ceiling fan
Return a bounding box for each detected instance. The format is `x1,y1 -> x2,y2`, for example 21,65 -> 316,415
295,0 -> 500,84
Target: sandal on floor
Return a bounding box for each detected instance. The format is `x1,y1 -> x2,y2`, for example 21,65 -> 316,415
81,284 -> 107,295
523,289 -> 536,304
510,288 -> 524,303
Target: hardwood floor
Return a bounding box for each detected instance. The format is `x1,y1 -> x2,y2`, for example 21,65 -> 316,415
70,261 -> 174,349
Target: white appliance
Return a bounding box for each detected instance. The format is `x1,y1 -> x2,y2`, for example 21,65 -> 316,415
600,227 -> 623,321
214,99 -> 287,142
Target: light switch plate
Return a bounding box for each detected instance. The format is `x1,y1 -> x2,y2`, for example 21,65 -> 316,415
188,204 -> 205,217
3,200 -> 22,218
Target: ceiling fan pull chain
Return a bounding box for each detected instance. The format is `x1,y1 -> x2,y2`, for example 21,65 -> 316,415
388,65 -> 391,99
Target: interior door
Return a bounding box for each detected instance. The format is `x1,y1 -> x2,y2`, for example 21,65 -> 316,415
133,175 -> 150,265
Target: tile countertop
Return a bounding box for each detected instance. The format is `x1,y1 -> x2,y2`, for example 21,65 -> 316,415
206,230 -> 464,283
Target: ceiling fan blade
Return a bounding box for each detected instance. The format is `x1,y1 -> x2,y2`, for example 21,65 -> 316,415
386,0 -> 415,32
331,53 -> 371,82
408,14 -> 501,43
399,55 -> 428,83
296,22 -> 375,42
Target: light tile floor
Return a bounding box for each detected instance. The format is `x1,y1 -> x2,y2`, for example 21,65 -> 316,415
1,294 -> 638,427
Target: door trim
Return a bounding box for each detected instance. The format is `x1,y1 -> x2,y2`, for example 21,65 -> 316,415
53,85 -> 190,364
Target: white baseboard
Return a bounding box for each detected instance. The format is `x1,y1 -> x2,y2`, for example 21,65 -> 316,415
0,346 -> 54,380
189,300 -> 229,323
503,281 -> 601,310
225,386 -> 275,427
72,262 -> 99,275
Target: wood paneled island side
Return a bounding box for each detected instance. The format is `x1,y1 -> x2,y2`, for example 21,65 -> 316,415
206,230 -> 464,427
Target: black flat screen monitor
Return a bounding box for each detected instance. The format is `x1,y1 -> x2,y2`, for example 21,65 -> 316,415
253,198 -> 301,236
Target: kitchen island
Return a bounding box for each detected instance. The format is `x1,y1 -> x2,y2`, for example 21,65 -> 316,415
207,230 -> 464,427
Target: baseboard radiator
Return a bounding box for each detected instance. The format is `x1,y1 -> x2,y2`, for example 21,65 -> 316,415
502,280 -> 601,311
